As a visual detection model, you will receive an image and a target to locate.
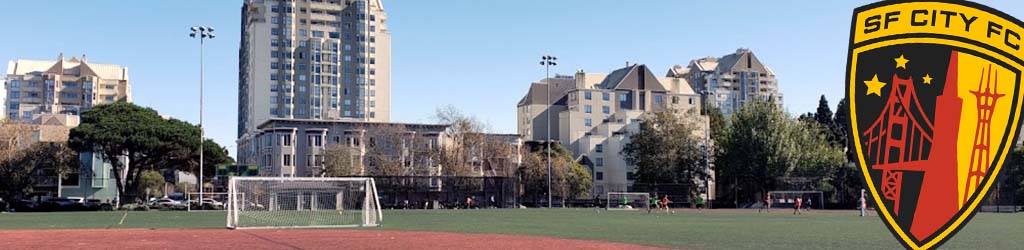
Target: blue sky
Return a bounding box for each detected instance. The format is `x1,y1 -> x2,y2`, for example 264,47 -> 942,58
3,0 -> 1024,158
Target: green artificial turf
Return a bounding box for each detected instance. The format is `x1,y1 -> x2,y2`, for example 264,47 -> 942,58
1,209 -> 1021,249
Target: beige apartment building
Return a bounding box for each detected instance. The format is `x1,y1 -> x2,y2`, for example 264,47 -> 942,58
4,54 -> 131,121
668,48 -> 783,116
518,64 -> 711,198
238,0 -> 392,140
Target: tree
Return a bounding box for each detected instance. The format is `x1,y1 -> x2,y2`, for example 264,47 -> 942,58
433,105 -> 488,176
137,170 -> 166,199
715,101 -> 844,206
68,102 -> 201,205
323,144 -> 362,176
363,124 -> 412,176
622,109 -> 709,200
0,141 -> 79,203
517,143 -> 591,204
998,147 -> 1024,206
173,139 -> 234,180
828,97 -> 864,206
814,95 -> 834,130
704,105 -> 727,140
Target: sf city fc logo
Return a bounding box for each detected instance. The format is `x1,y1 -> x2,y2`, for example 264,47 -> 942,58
847,1 -> 1024,249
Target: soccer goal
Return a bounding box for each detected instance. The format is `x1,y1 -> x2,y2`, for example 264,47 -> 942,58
226,177 -> 382,229
606,192 -> 651,210
767,191 -> 824,210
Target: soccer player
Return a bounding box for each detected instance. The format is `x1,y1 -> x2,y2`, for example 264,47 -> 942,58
695,195 -> 705,213
793,197 -> 803,215
660,195 -> 671,213
621,195 -> 629,209
648,196 -> 658,213
759,193 -> 772,213
860,189 -> 867,217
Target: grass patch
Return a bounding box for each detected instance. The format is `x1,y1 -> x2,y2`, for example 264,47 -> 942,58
1,209 -> 1021,249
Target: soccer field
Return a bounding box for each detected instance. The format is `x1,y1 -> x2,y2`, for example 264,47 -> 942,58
1,209 -> 1022,249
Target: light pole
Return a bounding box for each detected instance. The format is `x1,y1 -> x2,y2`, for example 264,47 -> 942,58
540,55 -> 557,208
190,26 -> 215,202
701,90 -> 713,209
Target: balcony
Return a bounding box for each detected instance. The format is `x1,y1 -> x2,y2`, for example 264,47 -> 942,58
309,13 -> 337,22
309,2 -> 343,12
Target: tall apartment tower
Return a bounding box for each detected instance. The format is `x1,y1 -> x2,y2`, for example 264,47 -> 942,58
667,48 -> 783,116
238,0 -> 391,138
4,53 -> 131,121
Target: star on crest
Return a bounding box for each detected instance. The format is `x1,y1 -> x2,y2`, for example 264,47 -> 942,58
865,74 -> 887,96
895,55 -> 910,69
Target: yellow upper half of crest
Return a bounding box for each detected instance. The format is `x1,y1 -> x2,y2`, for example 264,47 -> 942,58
854,2 -> 1024,57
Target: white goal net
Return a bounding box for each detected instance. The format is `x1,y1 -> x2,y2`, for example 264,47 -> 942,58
226,177 -> 382,229
606,192 -> 651,210
767,191 -> 824,210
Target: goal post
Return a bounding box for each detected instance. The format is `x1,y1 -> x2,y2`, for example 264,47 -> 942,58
226,177 -> 382,229
767,191 -> 824,210
606,192 -> 651,210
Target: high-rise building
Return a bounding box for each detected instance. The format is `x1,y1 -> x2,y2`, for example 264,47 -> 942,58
518,64 -> 710,197
4,53 -> 131,121
238,0 -> 392,139
668,48 -> 783,116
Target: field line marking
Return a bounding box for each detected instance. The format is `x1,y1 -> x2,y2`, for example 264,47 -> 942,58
118,210 -> 129,225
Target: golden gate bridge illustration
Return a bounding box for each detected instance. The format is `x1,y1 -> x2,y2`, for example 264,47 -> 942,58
860,52 -> 1003,240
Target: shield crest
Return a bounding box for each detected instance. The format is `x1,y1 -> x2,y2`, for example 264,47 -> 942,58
847,1 -> 1024,249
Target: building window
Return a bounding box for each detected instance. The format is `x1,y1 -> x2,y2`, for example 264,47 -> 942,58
595,144 -> 603,153
584,92 -> 592,100
9,80 -> 20,88
596,172 -> 604,180
8,92 -> 19,99
283,154 -> 293,166
654,95 -> 664,104
596,157 -> 604,166
104,95 -> 115,101
602,92 -> 610,101
281,134 -> 292,146
602,106 -> 610,114
312,31 -> 324,38
584,105 -> 592,113
584,118 -> 593,127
